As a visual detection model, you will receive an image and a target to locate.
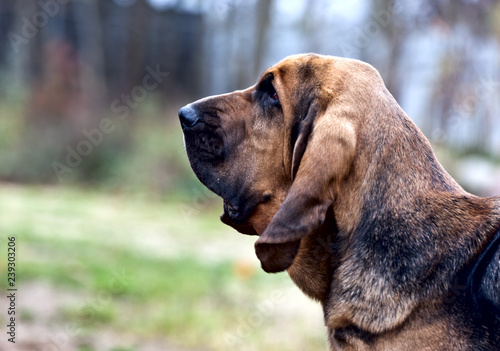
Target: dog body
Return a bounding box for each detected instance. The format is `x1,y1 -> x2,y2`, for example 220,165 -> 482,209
179,54 -> 500,350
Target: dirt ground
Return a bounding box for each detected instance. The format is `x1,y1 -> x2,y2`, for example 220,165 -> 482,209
1,281 -> 207,351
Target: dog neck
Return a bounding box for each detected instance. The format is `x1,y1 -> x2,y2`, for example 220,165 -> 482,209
324,107 -> 500,335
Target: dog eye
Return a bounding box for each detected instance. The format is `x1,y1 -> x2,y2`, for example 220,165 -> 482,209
266,84 -> 279,102
258,75 -> 280,105
271,91 -> 279,101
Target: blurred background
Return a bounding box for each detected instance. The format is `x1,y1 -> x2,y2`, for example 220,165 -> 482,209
0,0 -> 499,350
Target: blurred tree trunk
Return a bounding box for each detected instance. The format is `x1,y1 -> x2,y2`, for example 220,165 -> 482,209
301,0 -> 324,52
126,0 -> 148,93
98,0 -> 127,98
427,49 -> 466,137
421,0 -> 496,150
225,5 -> 238,91
72,0 -> 107,118
0,2 -> 15,69
370,0 -> 406,102
253,0 -> 273,77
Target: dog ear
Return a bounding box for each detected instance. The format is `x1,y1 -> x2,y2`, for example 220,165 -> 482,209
290,103 -> 317,181
255,103 -> 357,273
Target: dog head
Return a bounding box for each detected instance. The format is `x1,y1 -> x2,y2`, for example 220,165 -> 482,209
179,53 -> 441,273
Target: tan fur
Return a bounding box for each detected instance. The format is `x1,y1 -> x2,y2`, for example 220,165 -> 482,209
180,54 -> 500,350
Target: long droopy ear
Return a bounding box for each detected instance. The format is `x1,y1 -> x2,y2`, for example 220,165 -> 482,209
255,103 -> 357,273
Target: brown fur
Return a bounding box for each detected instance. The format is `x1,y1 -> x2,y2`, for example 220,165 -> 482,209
179,54 -> 500,350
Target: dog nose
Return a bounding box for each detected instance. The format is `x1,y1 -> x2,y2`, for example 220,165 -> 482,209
178,105 -> 200,128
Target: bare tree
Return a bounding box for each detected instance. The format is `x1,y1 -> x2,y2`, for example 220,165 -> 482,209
253,0 -> 274,77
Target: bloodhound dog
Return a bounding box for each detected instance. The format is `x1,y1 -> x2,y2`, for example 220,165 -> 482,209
178,54 -> 500,350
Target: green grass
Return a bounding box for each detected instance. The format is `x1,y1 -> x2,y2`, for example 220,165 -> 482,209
0,184 -> 326,351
